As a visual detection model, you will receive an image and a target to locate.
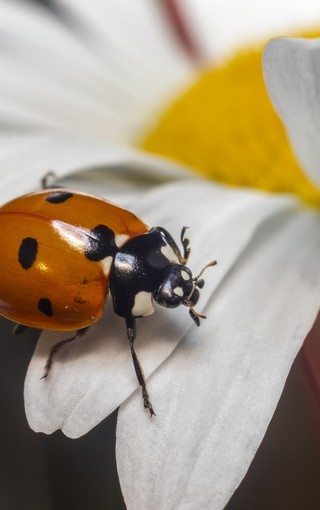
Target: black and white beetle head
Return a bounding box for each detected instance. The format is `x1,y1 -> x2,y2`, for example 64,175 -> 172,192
153,260 -> 217,326
109,226 -> 216,327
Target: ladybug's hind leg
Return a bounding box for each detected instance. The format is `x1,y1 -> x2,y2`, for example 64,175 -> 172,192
13,323 -> 29,335
126,317 -> 156,417
41,327 -> 89,380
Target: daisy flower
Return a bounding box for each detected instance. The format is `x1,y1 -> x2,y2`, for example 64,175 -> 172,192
0,1 -> 320,509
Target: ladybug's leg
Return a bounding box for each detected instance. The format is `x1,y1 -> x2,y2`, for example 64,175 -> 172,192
41,327 -> 89,379
41,170 -> 57,189
13,323 -> 29,335
154,226 -> 190,264
125,317 -> 156,417
41,171 -> 61,190
180,226 -> 191,262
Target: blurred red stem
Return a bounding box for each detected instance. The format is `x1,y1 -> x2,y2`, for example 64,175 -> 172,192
160,0 -> 203,63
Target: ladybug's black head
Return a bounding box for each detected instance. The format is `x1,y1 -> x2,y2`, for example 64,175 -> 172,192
153,260 -> 216,326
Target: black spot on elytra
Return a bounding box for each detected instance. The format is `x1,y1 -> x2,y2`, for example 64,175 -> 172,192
46,191 -> 74,203
38,298 -> 53,317
84,224 -> 118,261
18,238 -> 38,269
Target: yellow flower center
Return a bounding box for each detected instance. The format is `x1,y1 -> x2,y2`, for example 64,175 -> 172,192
141,32 -> 320,207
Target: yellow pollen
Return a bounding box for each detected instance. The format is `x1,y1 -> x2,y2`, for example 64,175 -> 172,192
141,30 -> 320,207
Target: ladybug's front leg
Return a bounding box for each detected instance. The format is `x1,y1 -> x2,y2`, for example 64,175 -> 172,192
125,317 -> 156,417
154,226 -> 191,264
180,226 -> 191,262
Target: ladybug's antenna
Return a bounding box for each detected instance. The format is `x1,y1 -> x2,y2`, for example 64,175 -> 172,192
193,260 -> 217,287
189,260 -> 217,325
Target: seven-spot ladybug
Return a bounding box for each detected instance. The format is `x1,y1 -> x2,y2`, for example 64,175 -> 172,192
0,181 -> 216,416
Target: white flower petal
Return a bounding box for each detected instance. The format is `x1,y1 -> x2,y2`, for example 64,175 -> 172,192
263,37 -> 320,186
0,0 -> 194,142
0,130 -> 193,203
24,180 -> 295,438
0,0 -> 127,138
0,0 -> 102,68
55,0 -> 194,98
182,0 -> 320,61
116,208 -> 320,510
3,0 -> 320,144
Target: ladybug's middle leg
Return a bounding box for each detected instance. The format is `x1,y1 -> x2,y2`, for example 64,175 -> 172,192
41,327 -> 89,379
125,316 -> 156,417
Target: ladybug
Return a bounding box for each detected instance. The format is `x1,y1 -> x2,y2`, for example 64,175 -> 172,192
0,182 -> 216,416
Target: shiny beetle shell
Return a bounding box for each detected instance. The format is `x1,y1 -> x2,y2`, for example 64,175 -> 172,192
0,189 -> 148,330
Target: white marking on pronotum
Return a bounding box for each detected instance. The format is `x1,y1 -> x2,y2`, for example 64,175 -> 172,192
181,270 -> 190,281
100,256 -> 113,276
161,244 -> 179,263
132,291 -> 154,317
173,286 -> 184,297
115,233 -> 129,248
